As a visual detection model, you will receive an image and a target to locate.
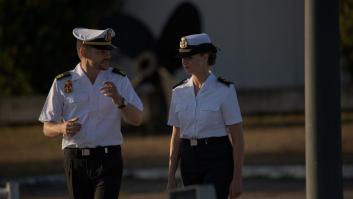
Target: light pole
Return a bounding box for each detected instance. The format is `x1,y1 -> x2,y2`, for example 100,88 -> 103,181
305,0 -> 343,198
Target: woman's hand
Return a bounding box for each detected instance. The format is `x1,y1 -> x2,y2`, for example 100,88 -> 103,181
167,176 -> 177,190
229,178 -> 242,198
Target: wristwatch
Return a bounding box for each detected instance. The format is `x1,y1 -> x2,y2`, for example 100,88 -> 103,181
118,97 -> 128,109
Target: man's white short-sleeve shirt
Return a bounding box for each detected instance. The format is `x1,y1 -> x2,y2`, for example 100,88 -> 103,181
39,64 -> 143,149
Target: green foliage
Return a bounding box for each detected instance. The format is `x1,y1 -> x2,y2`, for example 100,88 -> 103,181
341,0 -> 353,79
0,0 -> 121,96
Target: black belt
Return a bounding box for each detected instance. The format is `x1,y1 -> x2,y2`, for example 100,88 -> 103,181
181,136 -> 229,147
64,145 -> 120,157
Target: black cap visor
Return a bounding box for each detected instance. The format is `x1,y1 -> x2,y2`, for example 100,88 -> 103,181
178,43 -> 217,58
82,38 -> 117,50
88,44 -> 117,50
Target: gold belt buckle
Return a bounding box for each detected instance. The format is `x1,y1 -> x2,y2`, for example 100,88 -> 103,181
81,149 -> 90,156
190,138 -> 198,146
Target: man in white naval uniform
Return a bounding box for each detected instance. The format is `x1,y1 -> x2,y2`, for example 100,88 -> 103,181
39,27 -> 143,199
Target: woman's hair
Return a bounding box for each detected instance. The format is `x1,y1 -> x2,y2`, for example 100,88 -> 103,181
207,52 -> 217,66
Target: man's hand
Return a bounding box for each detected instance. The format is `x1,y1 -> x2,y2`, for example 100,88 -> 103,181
61,117 -> 81,136
100,81 -> 123,105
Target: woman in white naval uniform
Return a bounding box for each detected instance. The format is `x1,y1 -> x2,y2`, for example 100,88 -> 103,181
167,33 -> 244,199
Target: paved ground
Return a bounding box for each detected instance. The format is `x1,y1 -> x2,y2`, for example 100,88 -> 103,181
2,122 -> 353,198
19,178 -> 353,199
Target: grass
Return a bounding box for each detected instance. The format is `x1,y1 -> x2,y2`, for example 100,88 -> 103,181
1,120 -> 353,177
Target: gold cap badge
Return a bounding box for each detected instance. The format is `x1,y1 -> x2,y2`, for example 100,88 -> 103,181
64,80 -> 73,93
180,37 -> 188,49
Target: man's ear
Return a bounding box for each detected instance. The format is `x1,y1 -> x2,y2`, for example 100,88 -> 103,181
80,47 -> 88,58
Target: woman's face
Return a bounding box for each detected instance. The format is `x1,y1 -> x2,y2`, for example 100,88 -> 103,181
181,53 -> 208,74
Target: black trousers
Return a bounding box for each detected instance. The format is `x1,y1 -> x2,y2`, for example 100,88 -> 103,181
180,136 -> 234,199
63,145 -> 123,199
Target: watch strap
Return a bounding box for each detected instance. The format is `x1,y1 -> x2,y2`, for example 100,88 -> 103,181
118,97 -> 127,109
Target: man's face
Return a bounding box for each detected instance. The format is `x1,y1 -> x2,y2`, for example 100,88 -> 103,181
84,47 -> 111,70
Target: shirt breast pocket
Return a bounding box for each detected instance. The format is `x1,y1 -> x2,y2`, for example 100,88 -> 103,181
66,94 -> 87,103
175,104 -> 191,125
199,104 -> 221,126
99,95 -> 115,113
64,94 -> 88,113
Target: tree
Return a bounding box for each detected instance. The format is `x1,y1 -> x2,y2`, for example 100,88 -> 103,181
340,0 -> 353,80
0,0 -> 121,96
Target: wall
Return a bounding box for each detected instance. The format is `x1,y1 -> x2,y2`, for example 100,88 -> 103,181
123,0 -> 304,89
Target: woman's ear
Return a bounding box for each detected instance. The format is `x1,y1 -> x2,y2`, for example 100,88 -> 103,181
201,53 -> 209,62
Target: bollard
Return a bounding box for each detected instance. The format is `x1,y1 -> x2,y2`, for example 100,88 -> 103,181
0,182 -> 19,199
169,185 -> 216,199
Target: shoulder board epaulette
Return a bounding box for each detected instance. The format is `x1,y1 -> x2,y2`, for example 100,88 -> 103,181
172,78 -> 187,89
217,77 -> 233,87
55,71 -> 71,80
112,68 -> 126,76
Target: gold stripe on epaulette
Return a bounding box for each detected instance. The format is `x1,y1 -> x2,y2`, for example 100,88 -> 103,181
55,72 -> 71,80
217,77 -> 233,87
172,78 -> 187,89
112,68 -> 126,76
